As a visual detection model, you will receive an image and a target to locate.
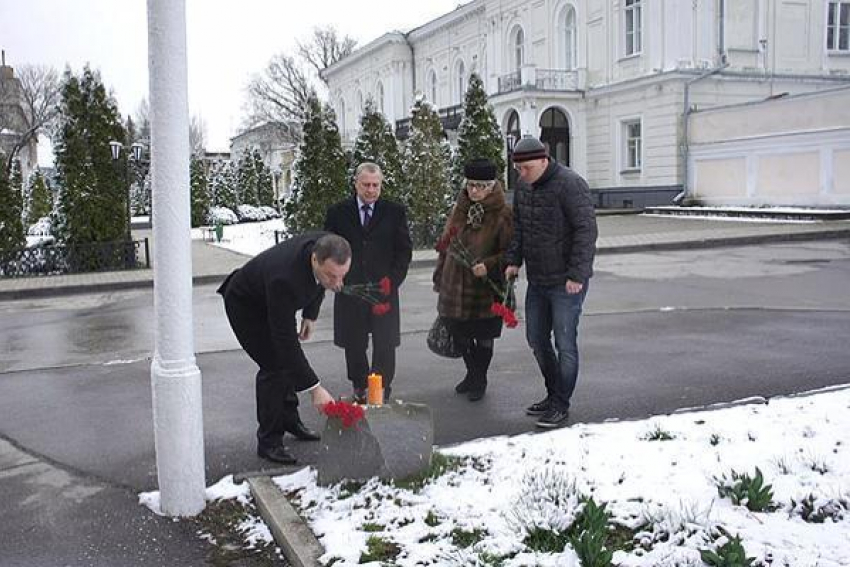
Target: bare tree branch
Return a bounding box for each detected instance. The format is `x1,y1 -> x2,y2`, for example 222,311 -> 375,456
297,26 -> 357,79
0,64 -> 60,172
189,114 -> 207,156
245,54 -> 316,127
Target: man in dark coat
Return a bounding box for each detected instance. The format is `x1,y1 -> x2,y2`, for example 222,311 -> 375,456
217,232 -> 348,464
505,137 -> 598,430
324,162 -> 413,402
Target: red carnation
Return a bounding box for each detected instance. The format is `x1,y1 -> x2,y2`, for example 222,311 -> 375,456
372,302 -> 392,316
491,302 -> 518,328
379,276 -> 392,297
321,400 -> 366,428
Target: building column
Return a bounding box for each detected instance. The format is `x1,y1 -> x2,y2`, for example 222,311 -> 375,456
147,0 -> 206,517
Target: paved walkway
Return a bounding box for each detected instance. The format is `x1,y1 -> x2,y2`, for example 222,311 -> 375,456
2,214 -> 850,300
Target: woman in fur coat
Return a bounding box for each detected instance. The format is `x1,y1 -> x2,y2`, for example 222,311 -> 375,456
432,158 -> 513,401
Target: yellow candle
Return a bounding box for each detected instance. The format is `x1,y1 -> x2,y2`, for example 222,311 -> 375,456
367,373 -> 383,406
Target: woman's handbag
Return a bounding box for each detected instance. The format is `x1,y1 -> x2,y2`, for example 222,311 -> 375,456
427,316 -> 464,358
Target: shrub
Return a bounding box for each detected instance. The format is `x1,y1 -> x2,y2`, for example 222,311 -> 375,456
207,206 -> 238,226
700,533 -> 756,567
715,467 -> 774,511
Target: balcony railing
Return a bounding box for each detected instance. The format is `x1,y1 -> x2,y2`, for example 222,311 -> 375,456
394,103 -> 465,140
498,71 -> 522,93
535,69 -> 578,91
497,67 -> 580,94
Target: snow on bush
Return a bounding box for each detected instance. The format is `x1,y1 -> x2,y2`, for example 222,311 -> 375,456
236,204 -> 267,223
27,216 -> 52,236
258,206 -> 280,219
207,206 -> 238,225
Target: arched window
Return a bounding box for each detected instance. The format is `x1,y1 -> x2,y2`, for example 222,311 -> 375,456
456,60 -> 466,102
376,82 -> 385,114
338,98 -> 346,134
356,90 -> 364,114
539,107 -> 570,166
506,110 -> 521,190
513,27 -> 525,72
428,70 -> 438,105
559,5 -> 576,70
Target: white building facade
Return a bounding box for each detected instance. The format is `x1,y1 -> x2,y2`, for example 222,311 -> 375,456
323,0 -> 850,207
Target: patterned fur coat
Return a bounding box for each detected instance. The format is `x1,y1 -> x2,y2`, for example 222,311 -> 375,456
433,182 -> 513,320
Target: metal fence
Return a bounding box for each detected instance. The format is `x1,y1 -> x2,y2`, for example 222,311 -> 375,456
0,239 -> 150,278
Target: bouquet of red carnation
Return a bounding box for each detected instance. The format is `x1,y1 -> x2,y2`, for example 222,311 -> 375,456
340,276 -> 393,316
437,228 -> 520,329
321,400 -> 366,429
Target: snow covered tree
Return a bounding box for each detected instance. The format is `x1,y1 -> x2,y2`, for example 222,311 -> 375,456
52,66 -> 127,248
403,95 -> 453,238
209,160 -> 237,210
129,172 -> 150,216
0,155 -> 25,252
253,149 -> 275,207
190,157 -> 210,227
235,150 -> 259,206
350,97 -> 405,204
24,170 -> 52,226
283,95 -> 347,233
452,73 -> 506,191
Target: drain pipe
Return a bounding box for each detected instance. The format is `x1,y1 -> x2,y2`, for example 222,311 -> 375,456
679,63 -> 728,204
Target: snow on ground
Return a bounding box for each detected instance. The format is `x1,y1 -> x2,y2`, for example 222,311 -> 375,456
641,213 -> 818,224
190,218 -> 286,257
272,386 -> 850,566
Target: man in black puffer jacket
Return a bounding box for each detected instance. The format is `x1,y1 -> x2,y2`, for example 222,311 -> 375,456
504,136 -> 597,429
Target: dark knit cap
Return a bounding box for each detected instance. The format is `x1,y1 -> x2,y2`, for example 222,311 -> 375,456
464,158 -> 497,181
511,136 -> 548,162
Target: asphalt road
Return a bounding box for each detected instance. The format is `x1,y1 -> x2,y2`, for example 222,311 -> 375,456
2,239 -> 850,566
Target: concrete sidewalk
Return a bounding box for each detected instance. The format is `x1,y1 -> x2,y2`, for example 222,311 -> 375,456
2,214 -> 850,300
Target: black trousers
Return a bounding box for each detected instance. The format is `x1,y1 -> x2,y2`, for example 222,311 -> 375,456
344,339 -> 396,390
223,294 -> 300,450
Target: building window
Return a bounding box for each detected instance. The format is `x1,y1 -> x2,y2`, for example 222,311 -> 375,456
513,26 -> 525,72
456,60 -> 466,102
560,6 -> 577,70
827,1 -> 850,51
624,0 -> 642,56
428,70 -> 438,105
376,82 -> 385,114
339,98 -> 346,134
622,119 -> 642,171
356,90 -> 363,114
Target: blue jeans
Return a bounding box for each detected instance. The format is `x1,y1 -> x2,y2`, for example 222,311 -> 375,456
525,282 -> 589,411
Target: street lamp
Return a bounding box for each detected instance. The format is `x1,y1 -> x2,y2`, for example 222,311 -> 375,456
110,140 -> 146,242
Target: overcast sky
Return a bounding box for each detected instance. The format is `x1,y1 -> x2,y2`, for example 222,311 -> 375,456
0,0 -> 461,153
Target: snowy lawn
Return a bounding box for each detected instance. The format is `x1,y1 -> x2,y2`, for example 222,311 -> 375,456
190,218 -> 286,257
270,386 -> 850,566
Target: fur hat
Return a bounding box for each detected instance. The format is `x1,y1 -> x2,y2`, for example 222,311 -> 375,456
511,137 -> 548,162
464,158 -> 497,181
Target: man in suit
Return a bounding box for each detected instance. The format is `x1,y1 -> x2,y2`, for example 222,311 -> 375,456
218,232 -> 347,464
324,162 -> 413,402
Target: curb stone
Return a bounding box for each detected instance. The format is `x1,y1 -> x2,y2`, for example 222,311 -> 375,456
248,476 -> 323,567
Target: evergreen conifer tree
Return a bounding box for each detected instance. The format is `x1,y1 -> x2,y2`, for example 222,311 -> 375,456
53,67 -> 128,247
403,95 -> 453,243
452,73 -> 506,191
190,157 -> 210,227
236,150 -> 259,206
209,160 -> 238,210
0,155 -> 25,253
253,149 -> 274,207
25,170 -> 53,226
283,95 -> 347,233
350,97 -> 405,204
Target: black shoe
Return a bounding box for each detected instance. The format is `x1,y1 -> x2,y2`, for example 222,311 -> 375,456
526,397 -> 551,416
535,408 -> 570,429
455,378 -> 471,394
353,387 -> 367,404
383,386 -> 392,403
257,445 -> 297,464
467,388 -> 486,402
285,421 -> 320,442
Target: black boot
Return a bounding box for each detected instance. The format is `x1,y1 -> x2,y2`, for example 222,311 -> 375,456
455,346 -> 475,394
467,342 -> 493,402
